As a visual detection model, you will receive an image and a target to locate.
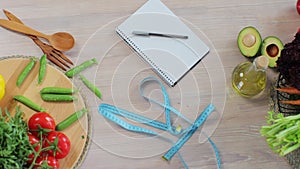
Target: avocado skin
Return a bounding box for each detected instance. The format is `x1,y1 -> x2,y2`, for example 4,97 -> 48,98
237,26 -> 262,57
261,36 -> 284,68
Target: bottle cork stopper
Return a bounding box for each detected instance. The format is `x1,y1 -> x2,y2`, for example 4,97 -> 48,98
255,55 -> 269,69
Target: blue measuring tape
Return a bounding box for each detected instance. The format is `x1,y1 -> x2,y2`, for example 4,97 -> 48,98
162,103 -> 215,161
98,76 -> 221,169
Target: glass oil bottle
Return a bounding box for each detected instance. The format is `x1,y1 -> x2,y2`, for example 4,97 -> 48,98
232,55 -> 269,97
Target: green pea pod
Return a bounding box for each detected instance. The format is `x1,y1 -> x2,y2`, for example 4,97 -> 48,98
79,74 -> 102,99
16,58 -> 36,87
41,93 -> 77,102
38,54 -> 47,84
40,87 -> 77,94
14,95 -> 46,112
65,58 -> 98,78
56,108 -> 88,131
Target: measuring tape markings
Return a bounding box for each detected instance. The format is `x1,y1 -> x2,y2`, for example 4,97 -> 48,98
98,76 -> 221,169
100,103 -> 175,133
207,136 -> 222,169
139,77 -> 193,134
162,103 -> 215,161
99,106 -> 158,135
139,77 -> 172,131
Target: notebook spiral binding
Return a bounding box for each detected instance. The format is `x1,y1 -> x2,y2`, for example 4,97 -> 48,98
116,27 -> 175,86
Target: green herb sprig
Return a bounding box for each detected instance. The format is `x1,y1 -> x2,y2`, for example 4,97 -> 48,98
0,107 -> 33,169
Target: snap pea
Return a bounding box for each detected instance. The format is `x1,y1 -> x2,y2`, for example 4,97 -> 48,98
40,87 -> 77,95
38,54 -> 47,84
41,93 -> 77,102
79,74 -> 102,99
65,58 -> 98,78
16,58 -> 36,87
14,95 -> 46,112
55,108 -> 88,131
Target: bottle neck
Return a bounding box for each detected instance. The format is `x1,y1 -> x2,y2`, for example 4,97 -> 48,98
244,58 -> 267,75
253,60 -> 267,72
254,55 -> 269,71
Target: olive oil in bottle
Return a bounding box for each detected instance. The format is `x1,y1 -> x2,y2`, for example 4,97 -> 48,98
232,55 -> 269,97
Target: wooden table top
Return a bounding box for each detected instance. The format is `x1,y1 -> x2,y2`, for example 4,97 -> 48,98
0,0 -> 299,168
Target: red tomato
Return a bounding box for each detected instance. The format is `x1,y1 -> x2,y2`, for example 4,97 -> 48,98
28,112 -> 56,137
44,131 -> 71,159
27,133 -> 41,164
297,0 -> 300,15
35,156 -> 59,169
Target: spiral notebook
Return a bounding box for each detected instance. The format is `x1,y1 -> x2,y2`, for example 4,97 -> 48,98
116,0 -> 209,87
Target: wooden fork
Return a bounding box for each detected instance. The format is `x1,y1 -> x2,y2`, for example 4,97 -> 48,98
3,9 -> 73,71
30,36 -> 73,71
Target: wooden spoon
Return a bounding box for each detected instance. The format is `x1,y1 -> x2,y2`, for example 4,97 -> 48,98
0,19 -> 75,51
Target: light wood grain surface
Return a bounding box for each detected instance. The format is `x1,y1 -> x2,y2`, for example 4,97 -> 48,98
0,0 -> 299,169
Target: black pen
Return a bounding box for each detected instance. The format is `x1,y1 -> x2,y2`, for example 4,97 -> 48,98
132,30 -> 188,39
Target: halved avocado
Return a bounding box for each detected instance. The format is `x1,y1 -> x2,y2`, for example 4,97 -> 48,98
261,36 -> 284,68
237,26 -> 262,57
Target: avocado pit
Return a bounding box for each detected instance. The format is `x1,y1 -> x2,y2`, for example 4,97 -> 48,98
242,33 -> 256,47
266,44 -> 279,58
261,36 -> 284,68
237,26 -> 262,57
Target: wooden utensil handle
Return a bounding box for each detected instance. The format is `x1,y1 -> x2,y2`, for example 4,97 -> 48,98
0,19 -> 48,39
3,10 -> 38,41
3,9 -> 24,24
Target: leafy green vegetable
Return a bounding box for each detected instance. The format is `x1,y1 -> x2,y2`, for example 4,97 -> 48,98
0,107 -> 33,169
260,111 -> 300,156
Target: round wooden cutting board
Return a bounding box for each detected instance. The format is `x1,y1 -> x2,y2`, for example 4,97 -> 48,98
0,56 -> 91,168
